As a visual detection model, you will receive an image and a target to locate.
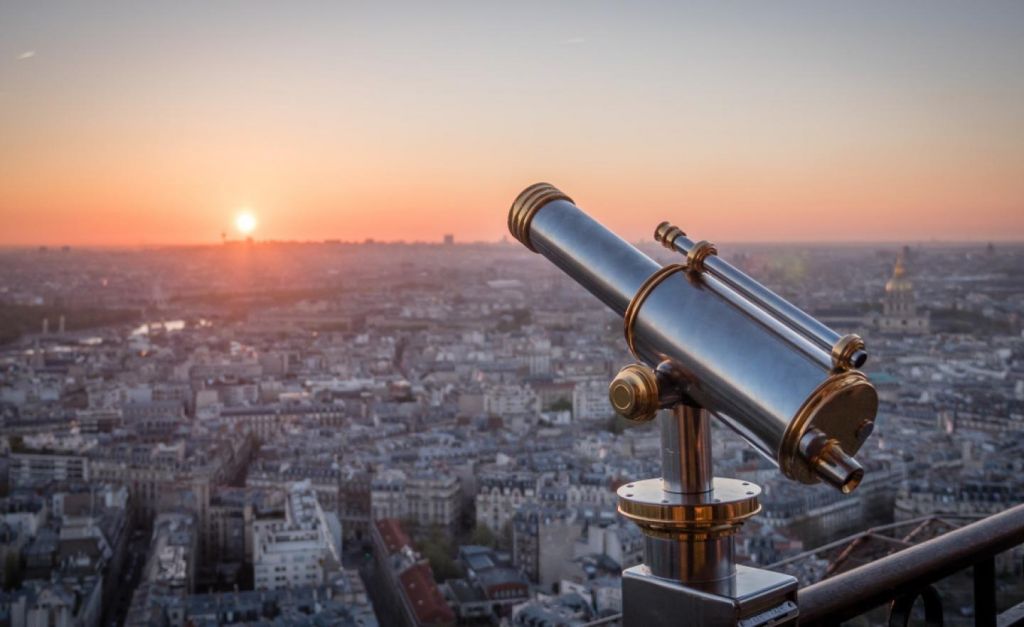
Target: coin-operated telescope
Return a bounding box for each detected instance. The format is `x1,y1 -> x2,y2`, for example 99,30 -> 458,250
508,183 -> 878,627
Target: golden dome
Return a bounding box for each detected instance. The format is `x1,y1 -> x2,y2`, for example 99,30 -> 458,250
885,254 -> 913,293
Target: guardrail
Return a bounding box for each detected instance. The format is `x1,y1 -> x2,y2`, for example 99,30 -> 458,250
587,505 -> 1024,626
796,503 -> 1024,626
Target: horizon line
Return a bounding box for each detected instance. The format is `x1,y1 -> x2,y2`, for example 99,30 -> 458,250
1,238 -> 1022,252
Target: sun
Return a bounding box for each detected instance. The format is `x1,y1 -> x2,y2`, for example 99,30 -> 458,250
235,211 -> 257,236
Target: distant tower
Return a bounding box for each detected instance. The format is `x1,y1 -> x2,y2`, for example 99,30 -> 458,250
876,251 -> 930,335
443,234 -> 454,245
151,283 -> 168,310
58,315 -> 66,334
42,317 -> 49,335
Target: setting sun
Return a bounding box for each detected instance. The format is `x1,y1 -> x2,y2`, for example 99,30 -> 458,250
235,211 -> 257,236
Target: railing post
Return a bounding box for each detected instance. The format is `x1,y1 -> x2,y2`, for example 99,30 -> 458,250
888,586 -> 943,627
975,555 -> 996,627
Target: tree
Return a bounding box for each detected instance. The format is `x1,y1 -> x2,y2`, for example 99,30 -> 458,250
549,398 -> 573,414
605,416 -> 629,435
3,553 -> 21,590
499,520 -> 514,552
470,524 -> 497,549
417,526 -> 459,582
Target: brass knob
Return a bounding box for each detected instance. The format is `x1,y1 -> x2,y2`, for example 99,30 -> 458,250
608,364 -> 661,423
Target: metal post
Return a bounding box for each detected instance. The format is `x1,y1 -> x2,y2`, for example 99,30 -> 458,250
662,404 -> 713,495
643,534 -> 736,585
618,398 -> 799,626
648,405 -> 731,585
975,556 -> 996,627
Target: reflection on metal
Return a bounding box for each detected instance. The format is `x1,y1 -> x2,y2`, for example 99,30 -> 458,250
661,404 -> 713,495
622,264 -> 687,360
508,183 -> 877,489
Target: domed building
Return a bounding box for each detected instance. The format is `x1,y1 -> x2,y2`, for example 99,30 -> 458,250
875,251 -> 930,335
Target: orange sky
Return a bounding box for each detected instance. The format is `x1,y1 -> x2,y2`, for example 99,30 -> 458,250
1,2 -> 1022,246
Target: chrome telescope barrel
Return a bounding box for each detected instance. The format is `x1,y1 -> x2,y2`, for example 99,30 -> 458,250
508,183 -> 878,493
654,222 -> 867,371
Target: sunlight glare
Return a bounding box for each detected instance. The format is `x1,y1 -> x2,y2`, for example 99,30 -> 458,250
235,211 -> 257,236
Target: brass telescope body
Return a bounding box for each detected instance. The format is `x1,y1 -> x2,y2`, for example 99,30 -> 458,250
508,182 -> 877,493
508,183 -> 879,623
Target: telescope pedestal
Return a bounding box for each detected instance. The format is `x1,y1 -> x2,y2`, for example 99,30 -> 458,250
616,404 -> 799,626
622,564 -> 798,627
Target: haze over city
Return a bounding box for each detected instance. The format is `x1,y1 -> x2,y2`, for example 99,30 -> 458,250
3,4 -> 1024,627
2,1 -> 1023,246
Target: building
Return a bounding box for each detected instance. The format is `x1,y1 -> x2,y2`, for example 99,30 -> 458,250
512,591 -> 599,626
576,514 -> 643,572
205,486 -> 285,576
182,572 -> 377,626
483,384 -> 539,418
370,519 -> 454,627
253,480 -> 342,590
89,436 -> 254,532
9,452 -> 90,487
0,577 -> 103,627
122,400 -> 187,438
475,471 -> 537,533
513,504 -> 583,590
0,484 -> 129,627
219,404 -> 347,441
444,545 -> 529,621
573,380 -> 612,421
247,461 -> 344,522
339,468 -> 373,541
370,469 -> 460,530
124,511 -> 198,626
874,252 -> 930,335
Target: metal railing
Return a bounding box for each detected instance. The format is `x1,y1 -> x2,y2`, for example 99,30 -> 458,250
598,504 -> 1024,626
796,502 -> 1024,626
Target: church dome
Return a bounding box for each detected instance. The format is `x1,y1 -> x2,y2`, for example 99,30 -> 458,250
885,254 -> 913,293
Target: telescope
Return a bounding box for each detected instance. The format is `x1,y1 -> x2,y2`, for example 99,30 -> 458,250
507,183 -> 879,626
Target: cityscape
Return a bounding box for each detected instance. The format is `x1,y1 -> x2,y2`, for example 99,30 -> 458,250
1,236 -> 1022,626
3,2 -> 1023,625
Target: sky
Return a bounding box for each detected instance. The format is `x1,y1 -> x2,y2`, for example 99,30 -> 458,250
1,1 -> 1022,246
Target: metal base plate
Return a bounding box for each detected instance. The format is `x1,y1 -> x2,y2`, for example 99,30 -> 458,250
621,564 -> 799,627
617,477 -> 761,531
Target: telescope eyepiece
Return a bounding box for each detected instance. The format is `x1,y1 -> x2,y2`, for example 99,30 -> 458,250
798,429 -> 864,494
